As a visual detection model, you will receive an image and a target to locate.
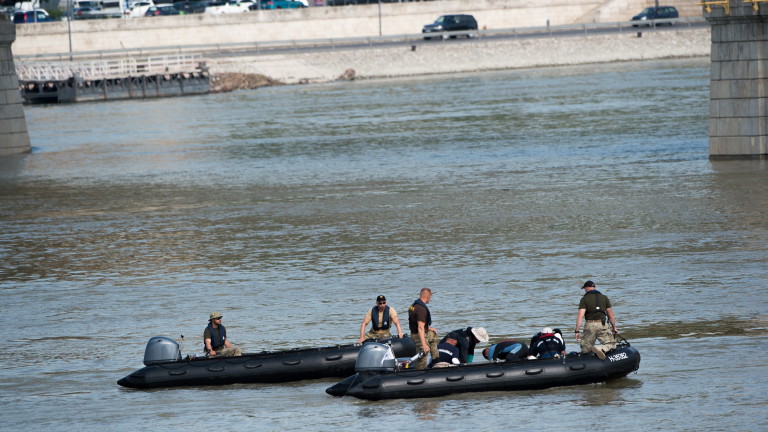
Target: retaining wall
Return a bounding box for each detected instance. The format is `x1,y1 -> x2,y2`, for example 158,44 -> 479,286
13,0 -> 704,56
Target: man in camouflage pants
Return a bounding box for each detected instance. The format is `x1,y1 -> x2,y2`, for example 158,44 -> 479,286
574,280 -> 618,360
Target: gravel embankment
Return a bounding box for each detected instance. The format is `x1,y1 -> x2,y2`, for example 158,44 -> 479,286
208,28 -> 711,89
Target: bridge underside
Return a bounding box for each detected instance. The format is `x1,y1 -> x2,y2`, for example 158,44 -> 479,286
19,71 -> 211,104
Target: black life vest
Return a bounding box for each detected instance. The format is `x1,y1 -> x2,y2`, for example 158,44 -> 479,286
371,305 -> 391,330
532,333 -> 564,358
410,299 -> 432,327
584,290 -> 608,320
205,323 -> 227,351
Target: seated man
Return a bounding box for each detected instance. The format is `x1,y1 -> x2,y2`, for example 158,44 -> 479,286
529,327 -> 566,359
440,326 -> 489,363
204,312 -> 242,357
482,340 -> 529,362
429,337 -> 461,368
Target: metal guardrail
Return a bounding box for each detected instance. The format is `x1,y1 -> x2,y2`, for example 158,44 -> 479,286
13,17 -> 708,63
16,54 -> 205,81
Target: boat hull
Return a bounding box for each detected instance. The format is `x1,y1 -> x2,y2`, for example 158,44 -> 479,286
118,337 -> 416,389
326,345 -> 640,400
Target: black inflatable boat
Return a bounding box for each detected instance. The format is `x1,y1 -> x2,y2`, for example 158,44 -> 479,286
326,340 -> 640,400
118,335 -> 417,389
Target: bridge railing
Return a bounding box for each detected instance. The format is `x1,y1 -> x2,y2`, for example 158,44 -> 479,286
16,54 -> 206,81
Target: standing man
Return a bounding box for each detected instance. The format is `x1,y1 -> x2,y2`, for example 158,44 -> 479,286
575,280 -> 618,360
358,294 -> 404,343
408,288 -> 438,370
204,312 -> 242,357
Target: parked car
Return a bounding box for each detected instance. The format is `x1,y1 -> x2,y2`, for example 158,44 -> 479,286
249,0 -> 306,9
422,14 -> 477,40
12,9 -> 55,23
126,0 -> 155,17
145,4 -> 183,15
204,1 -> 249,13
172,0 -> 210,13
631,6 -> 679,26
72,7 -> 97,18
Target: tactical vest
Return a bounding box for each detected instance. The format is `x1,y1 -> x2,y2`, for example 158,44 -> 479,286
534,333 -> 563,358
205,323 -> 227,351
583,290 -> 608,321
371,305 -> 391,330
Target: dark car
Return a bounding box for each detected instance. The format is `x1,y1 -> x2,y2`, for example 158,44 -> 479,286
72,7 -> 98,18
249,0 -> 306,9
145,4 -> 184,15
173,1 -> 209,14
422,14 -> 478,40
631,6 -> 679,26
12,9 -> 55,23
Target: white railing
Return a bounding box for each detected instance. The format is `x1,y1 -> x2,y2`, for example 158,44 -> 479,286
15,54 -> 205,81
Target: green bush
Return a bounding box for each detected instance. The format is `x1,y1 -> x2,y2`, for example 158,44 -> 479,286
48,8 -> 64,20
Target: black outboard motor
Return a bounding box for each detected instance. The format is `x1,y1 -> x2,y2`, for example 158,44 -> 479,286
355,342 -> 397,372
143,336 -> 182,366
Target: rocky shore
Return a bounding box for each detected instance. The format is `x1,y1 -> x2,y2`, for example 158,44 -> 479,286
208,28 -> 711,90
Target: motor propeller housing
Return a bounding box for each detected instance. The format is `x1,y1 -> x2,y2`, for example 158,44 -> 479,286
143,336 -> 182,366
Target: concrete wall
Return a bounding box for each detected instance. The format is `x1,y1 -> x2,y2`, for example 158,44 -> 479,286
706,1 -> 767,157
0,18 -> 31,156
13,0 -> 703,56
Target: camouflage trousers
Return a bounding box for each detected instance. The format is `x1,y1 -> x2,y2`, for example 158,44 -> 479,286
363,330 -> 392,341
580,321 -> 616,353
212,346 -> 242,357
410,329 -> 439,370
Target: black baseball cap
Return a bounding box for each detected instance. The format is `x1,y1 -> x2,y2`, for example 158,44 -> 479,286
582,280 -> 595,288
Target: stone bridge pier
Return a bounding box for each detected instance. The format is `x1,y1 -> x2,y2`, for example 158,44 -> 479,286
705,0 -> 767,158
0,16 -> 31,156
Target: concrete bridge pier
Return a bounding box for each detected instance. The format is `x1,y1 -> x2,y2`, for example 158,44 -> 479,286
705,1 -> 767,158
0,17 -> 31,157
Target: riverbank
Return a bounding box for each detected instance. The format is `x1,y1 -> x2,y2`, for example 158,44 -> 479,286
208,28 -> 711,89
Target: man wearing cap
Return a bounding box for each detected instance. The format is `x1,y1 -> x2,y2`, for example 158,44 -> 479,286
358,295 -> 404,343
204,312 -> 242,357
575,280 -> 618,360
439,326 -> 489,363
408,288 -> 439,370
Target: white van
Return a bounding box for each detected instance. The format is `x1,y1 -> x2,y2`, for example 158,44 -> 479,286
72,0 -> 103,9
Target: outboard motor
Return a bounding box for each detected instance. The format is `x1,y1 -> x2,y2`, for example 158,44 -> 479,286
355,342 -> 396,372
143,336 -> 182,366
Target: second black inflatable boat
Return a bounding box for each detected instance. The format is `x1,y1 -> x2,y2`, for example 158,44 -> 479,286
326,340 -> 640,400
118,335 -> 417,389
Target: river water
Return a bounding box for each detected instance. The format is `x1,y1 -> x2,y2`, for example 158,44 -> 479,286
1,57 -> 767,431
